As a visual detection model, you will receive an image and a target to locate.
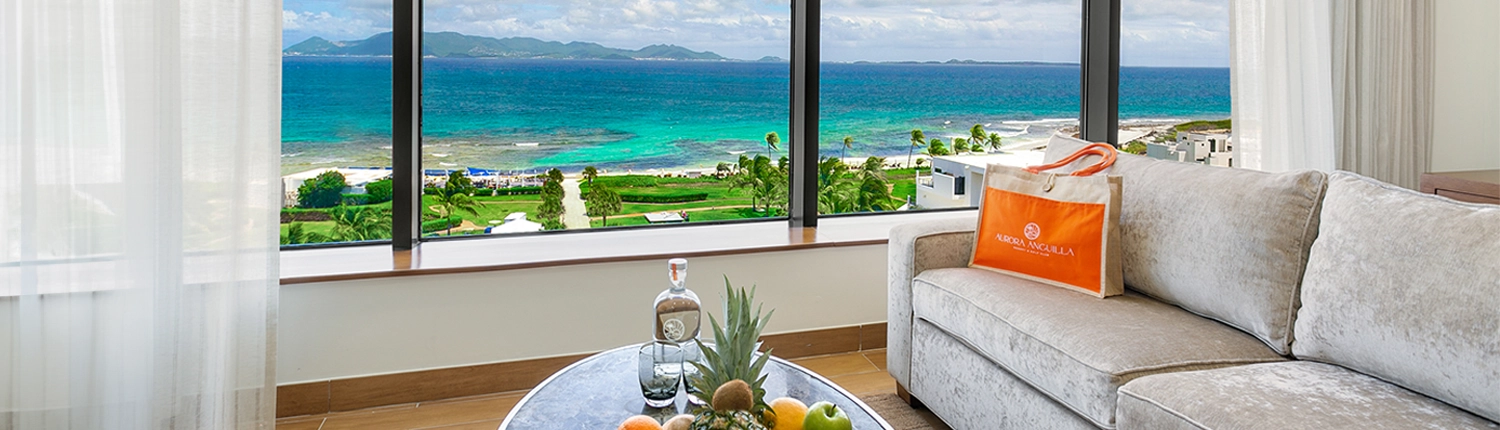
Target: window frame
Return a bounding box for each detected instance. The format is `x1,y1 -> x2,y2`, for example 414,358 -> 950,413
285,0 -> 1122,253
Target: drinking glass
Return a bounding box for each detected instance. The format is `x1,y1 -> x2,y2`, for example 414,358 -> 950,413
637,340 -> 683,408
681,339 -> 712,405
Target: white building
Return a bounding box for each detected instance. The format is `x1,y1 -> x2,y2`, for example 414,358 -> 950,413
1146,132 -> 1234,167
281,167 -> 393,208
915,151 -> 1047,209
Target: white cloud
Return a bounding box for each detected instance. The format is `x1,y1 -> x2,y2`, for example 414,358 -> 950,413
284,0 -> 1228,66
283,9 -> 386,45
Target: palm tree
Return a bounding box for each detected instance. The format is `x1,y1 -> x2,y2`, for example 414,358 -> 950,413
988,132 -> 1004,152
842,135 -> 854,161
857,174 -> 894,211
280,222 -> 326,245
908,129 -> 926,170
953,137 -> 970,154
969,124 -> 987,150
582,166 -> 599,184
926,138 -> 949,157
433,191 -> 480,236
817,157 -> 857,214
326,205 -> 390,241
859,156 -> 887,180
585,185 -> 622,227
730,155 -> 765,211
764,131 -> 780,158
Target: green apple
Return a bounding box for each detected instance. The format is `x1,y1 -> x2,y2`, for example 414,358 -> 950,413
803,401 -> 852,430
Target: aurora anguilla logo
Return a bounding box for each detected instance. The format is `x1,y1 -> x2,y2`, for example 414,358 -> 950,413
997,221 -> 1075,257
1024,222 -> 1041,240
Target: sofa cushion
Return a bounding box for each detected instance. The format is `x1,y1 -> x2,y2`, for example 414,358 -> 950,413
1044,136 -> 1326,355
1117,361 -> 1500,429
1294,171 -> 1500,422
911,267 -> 1284,428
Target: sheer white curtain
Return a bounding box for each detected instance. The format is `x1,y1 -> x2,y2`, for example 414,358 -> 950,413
1230,0 -> 1339,172
2,0 -> 280,428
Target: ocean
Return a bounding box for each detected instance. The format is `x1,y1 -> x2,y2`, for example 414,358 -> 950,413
281,57 -> 1229,175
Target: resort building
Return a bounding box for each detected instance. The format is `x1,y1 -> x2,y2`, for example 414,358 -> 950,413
915,151 -> 1047,209
1146,131 -> 1235,167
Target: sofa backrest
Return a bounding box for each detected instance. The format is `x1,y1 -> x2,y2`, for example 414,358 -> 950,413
1293,171 -> 1500,423
1044,136 -> 1326,355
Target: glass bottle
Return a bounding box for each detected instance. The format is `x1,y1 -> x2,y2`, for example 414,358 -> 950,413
655,258 -> 706,404
653,258 -> 701,343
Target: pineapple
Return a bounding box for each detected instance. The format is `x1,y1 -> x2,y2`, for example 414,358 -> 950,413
687,279 -> 775,430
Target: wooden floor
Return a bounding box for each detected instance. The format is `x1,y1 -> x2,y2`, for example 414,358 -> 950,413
276,348 -> 935,430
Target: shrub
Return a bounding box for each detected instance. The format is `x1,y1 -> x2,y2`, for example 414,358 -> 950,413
297,170 -> 347,209
280,209 -> 330,223
619,191 -> 709,203
420,215 -> 464,233
595,176 -> 659,188
365,179 -> 393,203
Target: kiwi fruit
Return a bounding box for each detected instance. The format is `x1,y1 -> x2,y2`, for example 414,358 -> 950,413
711,379 -> 754,412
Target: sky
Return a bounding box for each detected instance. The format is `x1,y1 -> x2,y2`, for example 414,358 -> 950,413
283,0 -> 1229,67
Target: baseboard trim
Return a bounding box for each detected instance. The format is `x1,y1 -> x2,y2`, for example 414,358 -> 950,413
276,322 -> 889,418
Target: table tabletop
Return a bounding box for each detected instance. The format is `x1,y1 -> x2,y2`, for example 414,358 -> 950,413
499,345 -> 893,429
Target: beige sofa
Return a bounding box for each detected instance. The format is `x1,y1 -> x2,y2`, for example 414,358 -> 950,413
886,136 -> 1500,429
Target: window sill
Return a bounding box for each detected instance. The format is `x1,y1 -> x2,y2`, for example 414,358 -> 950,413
279,210 -> 975,285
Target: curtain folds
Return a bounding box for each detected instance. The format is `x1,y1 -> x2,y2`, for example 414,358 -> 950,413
1231,0 -> 1436,186
2,0 -> 281,428
1331,0 -> 1434,189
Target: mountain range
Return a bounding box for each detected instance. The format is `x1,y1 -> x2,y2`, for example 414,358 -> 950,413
284,31 -> 728,61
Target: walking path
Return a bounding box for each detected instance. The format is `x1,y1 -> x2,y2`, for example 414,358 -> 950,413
560,179 -> 591,229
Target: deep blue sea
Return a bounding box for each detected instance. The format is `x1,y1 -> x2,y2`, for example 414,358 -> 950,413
281,57 -> 1228,174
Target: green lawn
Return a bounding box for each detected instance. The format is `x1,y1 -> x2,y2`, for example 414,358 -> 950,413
423,195 -> 545,226
284,169 -> 923,241
279,221 -> 336,239
590,207 -> 771,228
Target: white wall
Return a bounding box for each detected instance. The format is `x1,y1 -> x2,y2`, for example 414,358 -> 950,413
278,245 -> 889,384
1432,0 -> 1500,172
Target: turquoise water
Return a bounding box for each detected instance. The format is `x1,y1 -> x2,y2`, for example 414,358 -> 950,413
281,57 -> 1229,174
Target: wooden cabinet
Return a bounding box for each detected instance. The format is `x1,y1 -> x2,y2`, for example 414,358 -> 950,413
1420,170 -> 1500,205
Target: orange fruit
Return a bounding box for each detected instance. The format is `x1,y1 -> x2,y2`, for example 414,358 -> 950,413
618,415 -> 663,430
768,397 -> 809,430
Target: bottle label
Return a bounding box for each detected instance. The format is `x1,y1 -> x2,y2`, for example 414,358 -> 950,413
657,311 -> 700,342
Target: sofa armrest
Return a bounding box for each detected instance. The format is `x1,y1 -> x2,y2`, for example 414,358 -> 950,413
886,214 -> 977,388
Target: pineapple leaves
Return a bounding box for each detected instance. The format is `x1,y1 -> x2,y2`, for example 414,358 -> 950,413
687,277 -> 776,425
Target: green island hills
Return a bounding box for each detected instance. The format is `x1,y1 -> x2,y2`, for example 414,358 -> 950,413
284,31 -> 730,60
283,31 -> 1071,65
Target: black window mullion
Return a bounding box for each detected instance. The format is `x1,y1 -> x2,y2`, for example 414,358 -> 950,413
1080,0 -> 1121,145
392,0 -> 423,250
789,0 -> 820,228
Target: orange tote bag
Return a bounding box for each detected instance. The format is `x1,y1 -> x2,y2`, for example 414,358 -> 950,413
969,143 -> 1123,298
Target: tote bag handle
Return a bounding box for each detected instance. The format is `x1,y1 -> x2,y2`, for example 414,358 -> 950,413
1024,143 -> 1118,177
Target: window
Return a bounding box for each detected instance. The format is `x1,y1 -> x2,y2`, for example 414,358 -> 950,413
818,0 -> 1082,214
1119,0 -> 1232,166
414,2 -> 791,236
280,1 -> 394,246
278,0 -> 1134,251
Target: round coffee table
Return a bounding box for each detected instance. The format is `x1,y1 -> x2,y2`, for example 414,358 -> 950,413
499,345 -> 893,429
